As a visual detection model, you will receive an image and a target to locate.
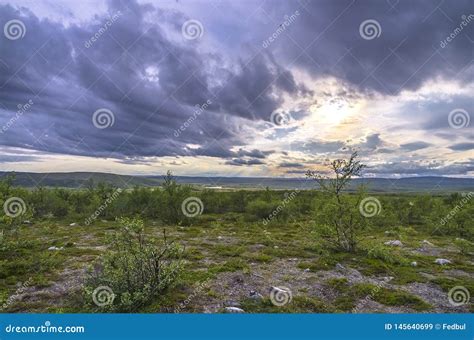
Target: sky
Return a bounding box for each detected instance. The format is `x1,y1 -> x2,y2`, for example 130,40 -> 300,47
0,0 -> 472,178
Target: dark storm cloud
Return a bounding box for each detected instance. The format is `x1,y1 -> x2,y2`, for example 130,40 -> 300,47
0,0 -> 302,161
448,143 -> 474,151
400,141 -> 432,151
265,0 -> 473,94
0,154 -> 39,163
0,0 -> 472,177
225,158 -> 265,166
367,160 -> 474,176
279,162 -> 304,168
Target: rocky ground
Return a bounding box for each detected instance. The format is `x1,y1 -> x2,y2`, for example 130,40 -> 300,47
1,217 -> 473,313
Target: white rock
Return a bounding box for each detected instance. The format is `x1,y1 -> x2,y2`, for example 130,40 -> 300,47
224,307 -> 244,313
335,263 -> 346,271
384,240 -> 403,247
48,246 -> 63,251
249,290 -> 263,300
434,258 -> 451,265
273,246 -> 279,249
422,240 -> 434,246
69,223 -> 77,227
303,268 -> 311,273
411,261 -> 418,267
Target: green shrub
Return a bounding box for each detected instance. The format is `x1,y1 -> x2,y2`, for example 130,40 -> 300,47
84,217 -> 184,312
364,242 -> 408,265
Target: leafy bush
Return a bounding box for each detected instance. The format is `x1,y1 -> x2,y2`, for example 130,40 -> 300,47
246,199 -> 290,223
364,242 -> 408,265
84,218 -> 184,312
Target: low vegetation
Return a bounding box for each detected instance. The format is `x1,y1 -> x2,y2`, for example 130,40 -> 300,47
0,154 -> 472,313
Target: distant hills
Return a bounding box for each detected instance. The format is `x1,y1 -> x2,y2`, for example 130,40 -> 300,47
1,171 -> 473,193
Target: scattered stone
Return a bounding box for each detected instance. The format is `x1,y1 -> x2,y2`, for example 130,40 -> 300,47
411,261 -> 418,267
23,220 -> 32,225
382,276 -> 394,282
224,300 -> 241,307
422,240 -> 434,246
335,263 -> 346,271
48,246 -> 63,251
434,258 -> 451,265
224,307 -> 244,313
69,223 -> 77,227
384,240 -> 403,247
273,245 -> 279,249
217,236 -> 223,240
249,290 -> 263,300
270,286 -> 292,296
288,258 -> 298,261
303,268 -> 311,273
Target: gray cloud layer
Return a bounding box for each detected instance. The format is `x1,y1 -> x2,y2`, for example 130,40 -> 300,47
0,0 -> 472,176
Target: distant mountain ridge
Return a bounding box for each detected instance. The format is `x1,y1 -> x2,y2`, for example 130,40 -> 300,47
1,171 -> 473,193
